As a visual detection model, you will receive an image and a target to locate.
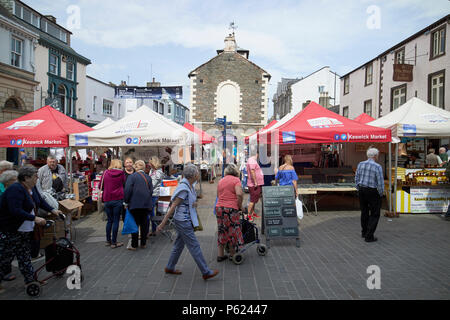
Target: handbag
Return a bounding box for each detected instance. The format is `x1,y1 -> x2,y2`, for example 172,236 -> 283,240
98,172 -> 107,221
296,198 -> 304,220
122,208 -> 138,235
193,211 -> 203,232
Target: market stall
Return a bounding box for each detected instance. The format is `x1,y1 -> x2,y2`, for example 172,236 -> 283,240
69,105 -> 195,216
0,105 -> 93,223
250,102 -> 392,213
368,97 -> 450,214
354,113 -> 375,124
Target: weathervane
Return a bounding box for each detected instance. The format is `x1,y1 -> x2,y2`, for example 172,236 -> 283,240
229,22 -> 237,35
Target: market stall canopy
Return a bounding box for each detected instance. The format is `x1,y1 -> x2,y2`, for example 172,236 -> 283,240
69,105 -> 193,147
354,113 -> 375,124
183,122 -> 216,144
368,97 -> 450,138
244,120 -> 278,144
256,101 -> 391,145
92,118 -> 115,130
0,105 -> 93,148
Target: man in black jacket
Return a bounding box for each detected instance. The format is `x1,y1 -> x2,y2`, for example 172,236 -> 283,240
0,166 -> 61,294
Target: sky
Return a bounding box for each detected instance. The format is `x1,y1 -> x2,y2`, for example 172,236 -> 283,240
23,0 -> 450,118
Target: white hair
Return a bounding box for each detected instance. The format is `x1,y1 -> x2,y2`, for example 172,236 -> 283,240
0,160 -> 13,171
367,148 -> 379,159
183,164 -> 199,180
0,170 -> 18,184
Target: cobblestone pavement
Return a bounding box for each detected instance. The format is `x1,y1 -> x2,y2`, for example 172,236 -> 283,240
1,180 -> 450,300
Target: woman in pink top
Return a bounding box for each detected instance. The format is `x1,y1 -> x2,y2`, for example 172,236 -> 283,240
215,164 -> 244,262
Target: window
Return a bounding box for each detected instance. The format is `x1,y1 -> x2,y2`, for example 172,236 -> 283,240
391,84 -> 407,111
343,76 -> 349,95
67,62 -> 74,81
364,100 -> 372,117
31,14 -> 40,28
60,31 -> 67,43
429,71 -> 445,109
5,98 -> 20,109
395,47 -> 405,64
343,106 -> 349,118
318,86 -> 325,93
14,2 -> 22,17
168,103 -> 171,114
159,102 -> 164,115
103,100 -> 113,115
431,26 -> 446,59
365,63 -> 373,86
49,54 -> 58,75
58,84 -> 66,113
93,96 -> 97,113
22,7 -> 31,24
153,100 -> 158,112
11,37 -> 22,68
67,89 -> 74,116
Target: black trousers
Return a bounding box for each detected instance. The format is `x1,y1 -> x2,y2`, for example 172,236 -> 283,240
359,187 -> 381,239
130,209 -> 149,248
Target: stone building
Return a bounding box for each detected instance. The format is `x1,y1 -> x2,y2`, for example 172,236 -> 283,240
188,33 -> 271,143
0,2 -> 39,163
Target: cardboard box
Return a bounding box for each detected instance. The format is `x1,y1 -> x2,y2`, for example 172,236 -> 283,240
159,186 -> 177,197
59,199 -> 84,212
163,180 -> 178,187
157,201 -> 170,214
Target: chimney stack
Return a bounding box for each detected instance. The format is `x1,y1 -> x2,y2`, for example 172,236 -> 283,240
45,15 -> 57,23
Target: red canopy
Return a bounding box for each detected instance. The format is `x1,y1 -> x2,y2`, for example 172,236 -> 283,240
257,102 -> 391,145
0,105 -> 93,148
354,113 -> 375,124
183,122 -> 215,144
244,119 -> 278,144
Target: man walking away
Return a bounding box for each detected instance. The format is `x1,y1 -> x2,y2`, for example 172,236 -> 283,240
355,148 -> 384,243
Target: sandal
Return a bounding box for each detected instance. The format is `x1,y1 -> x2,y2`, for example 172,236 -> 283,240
111,242 -> 124,249
217,255 -> 228,262
2,274 -> 16,281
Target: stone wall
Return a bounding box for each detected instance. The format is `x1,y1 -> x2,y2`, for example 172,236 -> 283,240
191,52 -> 268,125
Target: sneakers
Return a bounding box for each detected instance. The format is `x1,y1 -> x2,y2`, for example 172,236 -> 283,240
202,270 -> 219,280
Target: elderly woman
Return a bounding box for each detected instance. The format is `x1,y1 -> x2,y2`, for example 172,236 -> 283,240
147,156 -> 165,237
0,166 -> 62,293
0,170 -> 18,198
156,164 -> 219,280
215,164 -> 244,262
124,160 -> 153,250
101,159 -> 126,248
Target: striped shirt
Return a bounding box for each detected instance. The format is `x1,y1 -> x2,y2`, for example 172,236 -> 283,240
355,159 -> 384,196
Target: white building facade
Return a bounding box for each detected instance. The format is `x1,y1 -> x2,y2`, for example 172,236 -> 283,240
273,66 -> 340,119
85,75 -> 123,124
340,14 -> 450,120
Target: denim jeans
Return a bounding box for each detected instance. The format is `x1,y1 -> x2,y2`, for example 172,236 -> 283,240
166,219 -> 212,276
146,196 -> 159,233
105,200 -> 123,244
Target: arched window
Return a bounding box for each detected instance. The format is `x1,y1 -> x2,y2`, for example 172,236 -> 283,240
58,84 -> 66,114
4,97 -> 20,109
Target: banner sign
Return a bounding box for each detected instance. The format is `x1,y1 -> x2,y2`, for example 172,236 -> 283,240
410,188 -> 450,213
115,86 -> 182,99
282,131 -> 296,144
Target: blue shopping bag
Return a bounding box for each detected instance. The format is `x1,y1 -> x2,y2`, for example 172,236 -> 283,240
213,197 -> 218,215
122,209 -> 138,235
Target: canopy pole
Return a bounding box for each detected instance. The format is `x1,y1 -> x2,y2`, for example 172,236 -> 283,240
394,143 -> 398,216
388,142 -> 392,212
69,146 -> 73,193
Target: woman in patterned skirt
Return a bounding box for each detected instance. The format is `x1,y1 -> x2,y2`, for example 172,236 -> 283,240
215,164 -> 244,262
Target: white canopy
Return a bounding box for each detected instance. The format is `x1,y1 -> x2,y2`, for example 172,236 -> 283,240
69,105 -> 193,147
92,118 -> 115,130
368,97 -> 450,138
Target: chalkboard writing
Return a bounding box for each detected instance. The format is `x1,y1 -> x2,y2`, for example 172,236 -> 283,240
262,186 -> 300,248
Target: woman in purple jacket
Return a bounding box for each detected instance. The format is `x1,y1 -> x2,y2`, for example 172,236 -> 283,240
100,159 -> 126,248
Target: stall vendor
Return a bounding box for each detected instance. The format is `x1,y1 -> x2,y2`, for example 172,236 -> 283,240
405,151 -> 420,168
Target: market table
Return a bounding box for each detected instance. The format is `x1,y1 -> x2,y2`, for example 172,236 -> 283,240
298,183 -> 358,215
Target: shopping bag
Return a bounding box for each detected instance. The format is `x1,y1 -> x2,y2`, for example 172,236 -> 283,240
296,198 -> 304,220
122,209 -> 138,234
213,197 -> 218,215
